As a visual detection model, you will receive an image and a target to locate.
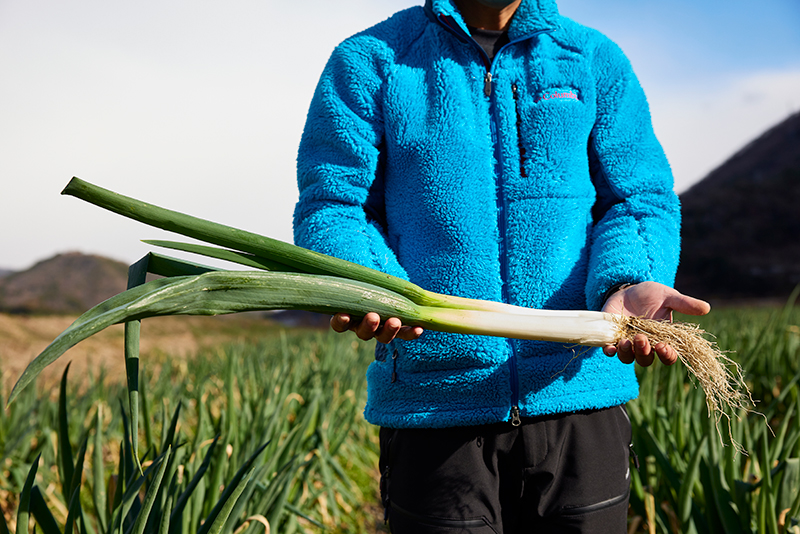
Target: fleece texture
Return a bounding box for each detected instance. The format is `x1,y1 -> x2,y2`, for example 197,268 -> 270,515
294,0 -> 681,429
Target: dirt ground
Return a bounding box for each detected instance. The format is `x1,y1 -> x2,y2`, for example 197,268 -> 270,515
0,313 -> 274,393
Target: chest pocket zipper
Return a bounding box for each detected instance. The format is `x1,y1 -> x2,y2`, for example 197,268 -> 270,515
512,83 -> 527,178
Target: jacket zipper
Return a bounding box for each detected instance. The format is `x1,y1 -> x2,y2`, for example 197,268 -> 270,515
487,71 -> 522,425
434,13 -> 554,425
463,28 -> 526,424
484,33 -> 553,424
485,88 -> 519,421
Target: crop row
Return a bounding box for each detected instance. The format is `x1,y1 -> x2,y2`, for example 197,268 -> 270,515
2,294 -> 799,533
1,329 -> 383,533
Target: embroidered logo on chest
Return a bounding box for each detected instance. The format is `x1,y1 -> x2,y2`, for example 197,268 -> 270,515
534,90 -> 579,103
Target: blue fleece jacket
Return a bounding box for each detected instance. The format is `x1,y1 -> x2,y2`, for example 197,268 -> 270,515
294,0 -> 681,429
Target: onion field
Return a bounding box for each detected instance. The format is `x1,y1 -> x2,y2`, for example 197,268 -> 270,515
2,295 -> 799,533
1,329 -> 384,534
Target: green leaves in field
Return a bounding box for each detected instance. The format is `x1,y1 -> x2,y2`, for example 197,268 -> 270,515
13,365 -> 272,534
628,298 -> 800,533
15,452 -> 39,534
8,330 -> 382,533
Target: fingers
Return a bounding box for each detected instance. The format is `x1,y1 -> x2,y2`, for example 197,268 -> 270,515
632,334 -> 654,367
398,325 -> 425,341
374,317 -> 423,343
330,313 -> 352,333
616,337 -> 639,365
611,334 -> 678,367
329,313 -> 423,343
355,312 -> 382,340
654,342 -> 678,365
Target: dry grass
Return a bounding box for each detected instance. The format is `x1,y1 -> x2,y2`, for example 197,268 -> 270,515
0,312 -> 275,393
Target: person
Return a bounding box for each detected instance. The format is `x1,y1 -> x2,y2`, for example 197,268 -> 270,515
293,0 -> 710,531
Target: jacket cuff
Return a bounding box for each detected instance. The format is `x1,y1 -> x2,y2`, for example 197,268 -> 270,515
601,282 -> 636,306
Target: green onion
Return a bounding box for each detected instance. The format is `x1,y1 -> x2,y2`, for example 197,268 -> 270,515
7,178 -> 754,428
8,269 -> 620,404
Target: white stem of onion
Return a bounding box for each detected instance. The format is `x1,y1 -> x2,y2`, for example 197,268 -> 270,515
417,307 -> 619,346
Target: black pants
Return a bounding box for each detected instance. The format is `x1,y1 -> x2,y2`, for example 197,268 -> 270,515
379,405 -> 633,533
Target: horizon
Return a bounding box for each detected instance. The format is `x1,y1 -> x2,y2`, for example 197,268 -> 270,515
2,0 -> 799,271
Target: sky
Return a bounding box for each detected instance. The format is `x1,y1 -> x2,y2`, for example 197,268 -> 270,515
1,0 -> 799,272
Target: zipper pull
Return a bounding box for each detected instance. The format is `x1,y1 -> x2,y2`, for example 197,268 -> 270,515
484,72 -> 492,97
391,349 -> 398,383
510,405 -> 521,426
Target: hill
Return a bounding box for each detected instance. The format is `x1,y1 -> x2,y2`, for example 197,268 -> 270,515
0,251 -> 331,326
676,111 -> 800,302
0,252 -> 130,314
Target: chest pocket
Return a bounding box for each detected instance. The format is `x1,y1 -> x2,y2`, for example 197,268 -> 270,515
514,84 -> 595,200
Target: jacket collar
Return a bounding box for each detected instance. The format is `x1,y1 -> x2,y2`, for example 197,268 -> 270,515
424,0 -> 560,42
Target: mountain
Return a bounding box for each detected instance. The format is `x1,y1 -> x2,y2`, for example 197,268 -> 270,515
0,252 -> 329,325
0,252 -> 129,314
0,268 -> 15,279
675,111 -> 800,302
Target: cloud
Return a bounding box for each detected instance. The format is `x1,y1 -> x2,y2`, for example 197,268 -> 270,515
649,69 -> 800,192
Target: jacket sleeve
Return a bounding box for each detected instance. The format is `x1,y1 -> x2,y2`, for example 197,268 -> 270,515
585,39 -> 681,311
293,39 -> 410,280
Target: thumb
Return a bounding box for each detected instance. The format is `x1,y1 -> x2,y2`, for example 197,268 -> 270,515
665,290 -> 711,316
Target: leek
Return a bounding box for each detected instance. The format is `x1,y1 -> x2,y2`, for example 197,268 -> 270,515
9,269 -> 620,403
8,178 -> 753,433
